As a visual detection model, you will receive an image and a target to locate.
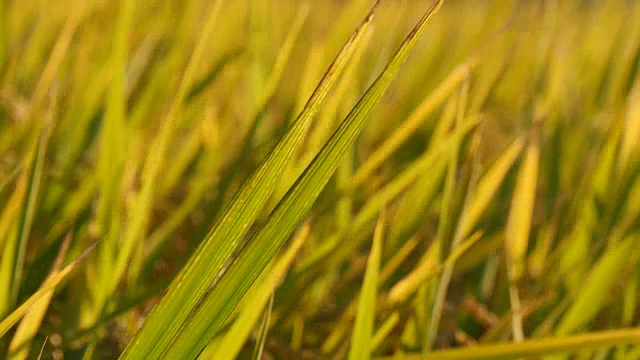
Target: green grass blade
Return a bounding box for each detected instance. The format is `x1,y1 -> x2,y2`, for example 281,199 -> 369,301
0,0 -> 6,76
86,0 -> 133,326
506,131 -> 540,283
209,225 -> 308,360
427,135 -> 524,351
185,49 -> 244,101
254,3 -> 310,116
505,127 -> 540,341
371,312 -> 399,352
458,136 -> 525,241
437,79 -> 469,262
0,243 -> 95,338
97,0 -> 131,236
0,120 -> 53,317
388,231 -> 482,305
0,180 -> 25,266
250,294 -> 273,360
384,328 -> 640,360
556,234 -> 636,336
120,4 -> 378,357
349,211 -> 384,360
619,75 -> 640,173
160,2 -> 444,356
7,233 -> 71,360
28,9 -> 82,118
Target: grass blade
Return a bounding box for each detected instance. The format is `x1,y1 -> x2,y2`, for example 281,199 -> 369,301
7,233 -> 72,360
0,243 -> 95,338
349,211 -> 384,360
0,0 -> 6,76
385,328 -> 640,360
371,312 -> 399,352
0,118 -> 53,317
428,135 -> 524,350
250,294 -> 274,360
506,129 -> 540,283
208,225 -> 308,360
160,2 -> 444,356
556,234 -> 636,336
505,126 -> 540,342
457,136 -> 525,241
85,0 -> 134,327
388,231 -> 483,305
120,4 -> 378,357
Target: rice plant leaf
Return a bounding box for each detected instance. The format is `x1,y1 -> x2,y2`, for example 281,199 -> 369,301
457,136 -> 525,240
159,2 -> 444,357
349,211 -> 384,360
274,23 -> 374,209
371,312 -> 399,352
120,3 -> 378,357
437,79 -> 469,262
426,136 -> 522,349
506,132 -> 540,282
185,49 -> 244,101
28,9 -> 82,117
619,75 -> 640,173
0,179 -> 25,264
387,231 -> 482,305
0,243 -> 95,338
384,328 -> 640,360
505,129 -> 540,341
254,2 -> 310,115
209,225 -> 308,360
250,293 -> 273,360
0,120 -> 52,317
7,233 -> 71,360
88,0 -> 133,325
555,234 -> 636,336
0,0 -> 7,76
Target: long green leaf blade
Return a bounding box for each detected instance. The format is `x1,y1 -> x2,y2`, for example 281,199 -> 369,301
7,234 -> 72,360
348,211 -> 384,360
556,234 -> 636,336
0,119 -> 53,317
208,225 -> 308,360
120,4 -> 378,357
0,243 -> 95,338
161,1 -> 444,357
384,328 -> 640,360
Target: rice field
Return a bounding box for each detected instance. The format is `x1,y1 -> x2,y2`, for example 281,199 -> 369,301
1,0 -> 640,358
